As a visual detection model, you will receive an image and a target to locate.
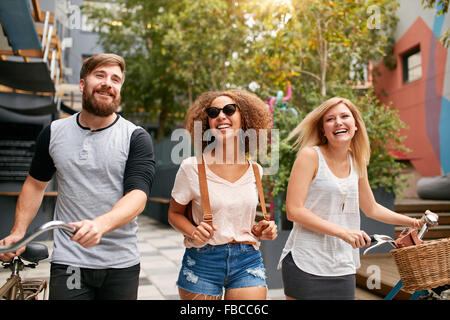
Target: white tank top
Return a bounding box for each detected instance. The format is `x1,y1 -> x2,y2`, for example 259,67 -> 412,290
278,146 -> 360,276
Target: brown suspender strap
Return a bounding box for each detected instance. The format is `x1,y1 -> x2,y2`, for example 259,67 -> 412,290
251,162 -> 269,221
196,156 -> 268,226
196,155 -> 213,226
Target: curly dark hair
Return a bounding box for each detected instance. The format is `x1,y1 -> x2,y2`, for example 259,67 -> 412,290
186,89 -> 273,153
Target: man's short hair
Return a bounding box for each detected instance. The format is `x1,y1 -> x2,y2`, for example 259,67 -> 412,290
80,53 -> 126,81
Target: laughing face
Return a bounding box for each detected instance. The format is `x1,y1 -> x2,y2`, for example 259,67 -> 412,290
322,103 -> 358,145
207,95 -> 242,141
80,64 -> 123,117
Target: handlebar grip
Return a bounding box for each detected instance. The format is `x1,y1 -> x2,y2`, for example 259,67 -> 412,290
60,224 -> 79,238
68,225 -> 79,234
0,221 -> 79,254
424,210 -> 439,226
369,235 -> 376,242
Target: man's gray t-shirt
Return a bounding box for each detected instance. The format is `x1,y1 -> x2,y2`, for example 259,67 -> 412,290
29,113 -> 155,269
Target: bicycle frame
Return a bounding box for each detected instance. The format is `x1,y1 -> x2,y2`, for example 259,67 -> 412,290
0,276 -> 23,300
1,257 -> 48,300
0,220 -> 75,300
384,280 -> 429,300
0,259 -> 25,300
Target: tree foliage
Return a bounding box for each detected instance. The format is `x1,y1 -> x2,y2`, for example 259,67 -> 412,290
83,0 -> 250,139
84,0 -> 409,212
240,0 -> 398,98
421,0 -> 449,47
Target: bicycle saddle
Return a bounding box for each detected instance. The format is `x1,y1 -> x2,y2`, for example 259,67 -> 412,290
20,242 -> 49,263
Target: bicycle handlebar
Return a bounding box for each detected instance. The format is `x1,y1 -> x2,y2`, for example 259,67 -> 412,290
364,211 -> 439,255
0,221 -> 78,254
417,210 -> 438,239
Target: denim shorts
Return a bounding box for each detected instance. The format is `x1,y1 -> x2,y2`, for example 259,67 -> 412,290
176,243 -> 267,297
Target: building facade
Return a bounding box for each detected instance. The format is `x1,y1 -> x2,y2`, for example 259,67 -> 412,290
374,0 -> 450,177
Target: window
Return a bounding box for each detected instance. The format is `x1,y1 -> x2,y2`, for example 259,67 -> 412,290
402,47 -> 422,83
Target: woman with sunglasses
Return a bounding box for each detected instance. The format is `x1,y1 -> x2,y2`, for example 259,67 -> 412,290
168,89 -> 277,300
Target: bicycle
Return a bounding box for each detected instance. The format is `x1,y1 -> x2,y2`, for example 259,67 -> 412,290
364,212 -> 450,300
0,221 -> 77,300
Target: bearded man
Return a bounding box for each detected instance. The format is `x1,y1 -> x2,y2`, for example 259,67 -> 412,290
0,53 -> 155,300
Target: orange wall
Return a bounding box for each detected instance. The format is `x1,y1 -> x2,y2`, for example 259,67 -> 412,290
374,17 -> 447,176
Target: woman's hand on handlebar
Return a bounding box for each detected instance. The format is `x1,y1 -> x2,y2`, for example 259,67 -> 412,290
415,210 -> 439,228
339,229 -> 372,249
0,233 -> 25,262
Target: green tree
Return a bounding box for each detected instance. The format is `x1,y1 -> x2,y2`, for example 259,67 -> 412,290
83,0 -> 250,139
241,0 -> 398,98
83,0 -> 182,139
160,0 -> 248,103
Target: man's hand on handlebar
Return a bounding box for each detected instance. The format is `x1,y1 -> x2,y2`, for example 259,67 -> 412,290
69,220 -> 104,248
0,234 -> 26,262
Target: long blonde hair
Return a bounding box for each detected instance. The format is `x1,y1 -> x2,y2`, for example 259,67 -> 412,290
288,97 -> 370,177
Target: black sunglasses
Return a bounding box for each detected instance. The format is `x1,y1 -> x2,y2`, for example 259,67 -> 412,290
205,104 -> 238,118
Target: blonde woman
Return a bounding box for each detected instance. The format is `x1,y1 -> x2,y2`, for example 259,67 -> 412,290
278,97 -> 433,300
168,89 -> 278,300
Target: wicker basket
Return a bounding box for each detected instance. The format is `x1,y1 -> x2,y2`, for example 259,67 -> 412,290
390,238 -> 450,292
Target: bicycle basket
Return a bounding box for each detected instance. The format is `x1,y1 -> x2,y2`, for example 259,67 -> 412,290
390,237 -> 450,292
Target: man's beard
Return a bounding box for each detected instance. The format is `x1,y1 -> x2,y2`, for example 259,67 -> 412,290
82,85 -> 121,117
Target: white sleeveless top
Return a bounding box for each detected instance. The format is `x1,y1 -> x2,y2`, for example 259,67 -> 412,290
278,146 -> 361,276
